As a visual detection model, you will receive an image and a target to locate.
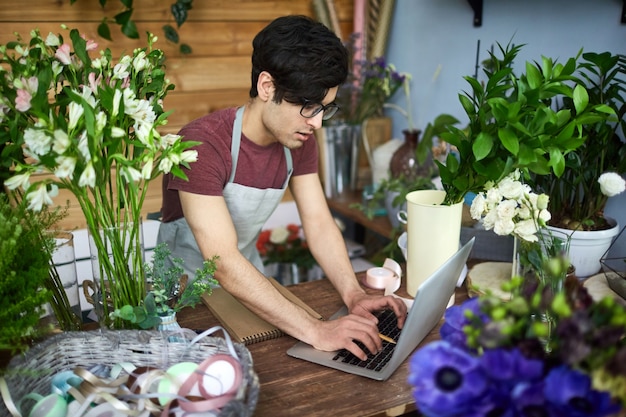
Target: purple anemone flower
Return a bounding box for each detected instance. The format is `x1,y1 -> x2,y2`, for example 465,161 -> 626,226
480,348 -> 544,388
544,366 -> 620,417
511,381 -> 559,417
440,297 -> 487,349
408,341 -> 489,417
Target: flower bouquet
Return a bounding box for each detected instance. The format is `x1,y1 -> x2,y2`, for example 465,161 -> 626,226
334,49 -> 408,125
256,224 -> 316,270
408,273 -> 626,416
2,27 -> 199,327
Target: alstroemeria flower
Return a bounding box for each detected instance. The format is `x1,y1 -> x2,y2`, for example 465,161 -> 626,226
4,172 -> 31,191
55,43 -> 72,65
54,156 -> 77,179
23,128 -> 52,157
78,162 -> 96,188
408,341 -> 489,417
52,129 -> 70,154
26,183 -> 57,211
68,101 -> 84,130
15,89 -> 32,112
598,172 -> 626,197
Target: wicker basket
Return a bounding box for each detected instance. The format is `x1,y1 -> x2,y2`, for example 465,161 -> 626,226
0,327 -> 259,417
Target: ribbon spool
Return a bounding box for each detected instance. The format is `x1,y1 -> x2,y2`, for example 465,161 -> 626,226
364,259 -> 413,309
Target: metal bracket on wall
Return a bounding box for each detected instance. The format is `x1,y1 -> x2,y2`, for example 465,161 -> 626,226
467,0 -> 483,27
622,0 -> 626,23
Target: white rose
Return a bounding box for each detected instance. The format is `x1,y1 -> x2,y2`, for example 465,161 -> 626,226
470,194 -> 486,220
498,178 -> 524,200
269,226 -> 290,245
496,199 -> 518,223
514,219 -> 539,242
598,172 -> 626,197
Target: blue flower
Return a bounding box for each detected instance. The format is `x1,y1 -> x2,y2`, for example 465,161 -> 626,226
440,297 -> 487,349
544,366 -> 620,417
511,381 -> 559,417
480,348 -> 544,388
408,341 -> 489,417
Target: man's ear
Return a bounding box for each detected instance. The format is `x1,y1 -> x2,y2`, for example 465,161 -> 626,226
257,71 -> 274,102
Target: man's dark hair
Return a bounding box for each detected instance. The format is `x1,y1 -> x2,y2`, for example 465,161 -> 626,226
250,15 -> 349,105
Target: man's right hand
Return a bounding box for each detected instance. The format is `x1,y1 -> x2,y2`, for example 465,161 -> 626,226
310,314 -> 382,361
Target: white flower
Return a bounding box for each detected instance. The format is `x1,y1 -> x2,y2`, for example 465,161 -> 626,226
52,129 -> 70,154
536,194 -> 549,210
24,128 -> 52,157
141,157 -> 154,179
121,166 -> 142,183
133,50 -> 147,72
112,89 -> 122,117
270,226 -> 290,244
77,131 -> 91,161
161,133 -> 181,148
179,150 -> 198,164
496,199 -> 518,224
45,32 -> 60,47
4,172 -> 31,190
111,127 -> 126,138
498,176 -> 524,200
113,59 -> 131,80
598,172 -> 626,197
26,183 -> 56,211
78,162 -> 96,188
54,156 -> 77,179
68,101 -> 84,130
514,219 -> 539,242
158,157 -> 174,174
470,194 -> 485,220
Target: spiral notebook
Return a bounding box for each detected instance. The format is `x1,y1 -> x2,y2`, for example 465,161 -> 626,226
201,277 -> 322,345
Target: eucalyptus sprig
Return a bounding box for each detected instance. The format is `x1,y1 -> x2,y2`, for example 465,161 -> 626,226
111,242 -> 218,329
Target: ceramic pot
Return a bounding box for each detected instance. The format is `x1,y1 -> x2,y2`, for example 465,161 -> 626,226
400,190 -> 463,297
389,130 -> 434,182
548,217 -> 620,279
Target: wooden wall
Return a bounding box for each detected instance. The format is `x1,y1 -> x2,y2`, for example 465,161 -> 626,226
0,0 -> 354,230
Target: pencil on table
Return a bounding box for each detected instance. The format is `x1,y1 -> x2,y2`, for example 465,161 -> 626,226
379,333 -> 396,344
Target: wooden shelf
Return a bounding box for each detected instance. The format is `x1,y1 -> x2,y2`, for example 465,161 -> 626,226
326,190 -> 394,239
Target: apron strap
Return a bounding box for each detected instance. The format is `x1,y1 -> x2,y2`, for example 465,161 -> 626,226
228,106 -> 293,187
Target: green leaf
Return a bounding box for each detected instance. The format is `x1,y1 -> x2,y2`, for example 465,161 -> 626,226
121,0 -> 133,7
525,61 -> 542,90
97,20 -> 112,41
162,25 -> 179,44
121,19 -> 140,39
572,84 -> 589,114
114,9 -> 132,25
498,127 -> 519,155
180,43 -> 193,55
171,2 -> 189,27
473,132 -> 494,161
69,29 -> 90,67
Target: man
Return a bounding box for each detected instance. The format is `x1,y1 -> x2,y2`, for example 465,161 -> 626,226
158,15 -> 406,360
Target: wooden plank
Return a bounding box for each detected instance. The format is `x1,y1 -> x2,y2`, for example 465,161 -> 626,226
0,0 -> 351,22
0,21 -> 266,58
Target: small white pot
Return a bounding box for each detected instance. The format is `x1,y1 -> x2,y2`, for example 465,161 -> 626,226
548,217 -> 620,279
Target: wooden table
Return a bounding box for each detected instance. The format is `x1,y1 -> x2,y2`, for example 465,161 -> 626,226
177,274 -> 469,417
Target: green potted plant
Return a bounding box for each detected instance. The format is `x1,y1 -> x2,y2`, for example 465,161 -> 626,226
530,52 -> 626,277
110,242 -> 218,329
438,42 -> 613,206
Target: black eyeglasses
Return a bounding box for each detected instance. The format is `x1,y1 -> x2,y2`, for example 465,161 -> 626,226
299,99 -> 339,121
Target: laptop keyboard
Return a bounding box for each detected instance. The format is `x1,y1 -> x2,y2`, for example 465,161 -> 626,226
332,309 -> 401,372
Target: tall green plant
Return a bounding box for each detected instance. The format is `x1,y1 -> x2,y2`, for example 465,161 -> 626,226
531,52 -> 626,230
0,196 -> 66,355
438,43 -> 614,205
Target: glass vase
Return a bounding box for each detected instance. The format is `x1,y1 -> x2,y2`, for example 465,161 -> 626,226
512,228 -> 572,352
275,263 -> 308,286
46,231 -> 82,331
88,219 -> 146,328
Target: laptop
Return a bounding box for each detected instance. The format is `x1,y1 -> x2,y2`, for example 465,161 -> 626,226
286,238 -> 475,381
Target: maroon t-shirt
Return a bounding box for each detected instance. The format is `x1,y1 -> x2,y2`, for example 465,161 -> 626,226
161,107 -> 319,222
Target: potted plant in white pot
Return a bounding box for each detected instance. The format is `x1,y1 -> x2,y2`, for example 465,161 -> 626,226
405,42 -> 613,293
530,51 -> 626,278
